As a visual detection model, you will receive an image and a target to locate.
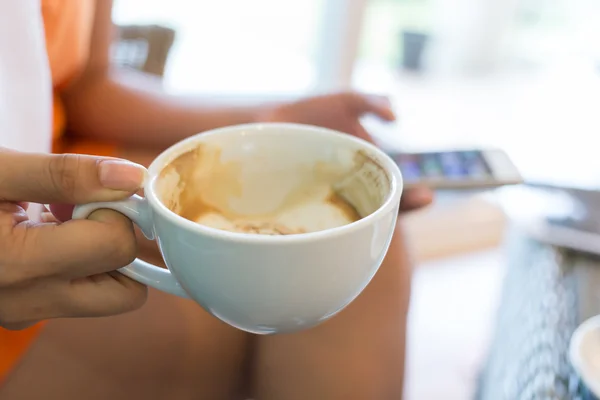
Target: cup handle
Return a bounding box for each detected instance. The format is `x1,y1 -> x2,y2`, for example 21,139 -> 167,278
72,195 -> 189,298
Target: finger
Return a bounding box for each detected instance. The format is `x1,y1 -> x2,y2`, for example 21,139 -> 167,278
63,271 -> 148,318
349,93 -> 396,121
40,212 -> 60,223
0,281 -> 66,329
8,209 -> 138,280
354,122 -> 375,144
0,273 -> 147,327
400,186 -> 434,212
0,148 -> 146,204
0,202 -> 29,226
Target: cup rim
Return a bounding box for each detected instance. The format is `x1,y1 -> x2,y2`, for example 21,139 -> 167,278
570,314 -> 600,396
144,122 -> 403,243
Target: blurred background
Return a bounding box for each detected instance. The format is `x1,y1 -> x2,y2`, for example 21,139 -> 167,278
111,1 -> 600,398
113,0 -> 600,186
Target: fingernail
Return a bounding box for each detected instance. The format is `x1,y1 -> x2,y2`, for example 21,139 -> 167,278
98,160 -> 147,191
384,109 -> 397,121
371,96 -> 396,120
40,212 -> 58,223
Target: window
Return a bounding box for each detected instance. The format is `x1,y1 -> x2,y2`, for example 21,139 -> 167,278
353,0 -> 433,91
505,0 -> 600,68
113,0 -> 329,96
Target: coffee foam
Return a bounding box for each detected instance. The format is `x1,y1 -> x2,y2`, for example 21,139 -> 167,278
154,142 -> 389,236
194,184 -> 360,235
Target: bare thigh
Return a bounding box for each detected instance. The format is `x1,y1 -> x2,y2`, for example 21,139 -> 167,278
1,239 -> 410,400
250,227 -> 412,400
114,147 -> 411,399
0,287 -> 251,400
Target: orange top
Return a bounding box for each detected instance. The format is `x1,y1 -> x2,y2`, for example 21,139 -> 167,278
46,0 -> 118,156
0,0 -> 116,382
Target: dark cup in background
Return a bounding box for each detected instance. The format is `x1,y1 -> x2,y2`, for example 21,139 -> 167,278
401,30 -> 429,71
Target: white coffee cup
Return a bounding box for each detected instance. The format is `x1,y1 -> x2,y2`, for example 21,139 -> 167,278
73,123 -> 403,334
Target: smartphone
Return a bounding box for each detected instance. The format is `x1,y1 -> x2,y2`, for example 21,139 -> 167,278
388,149 -> 523,189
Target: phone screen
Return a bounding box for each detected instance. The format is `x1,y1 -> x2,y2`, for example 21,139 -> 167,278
391,151 -> 493,184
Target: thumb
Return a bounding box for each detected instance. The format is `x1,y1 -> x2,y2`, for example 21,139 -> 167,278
400,186 -> 434,212
349,93 -> 396,122
0,148 -> 146,204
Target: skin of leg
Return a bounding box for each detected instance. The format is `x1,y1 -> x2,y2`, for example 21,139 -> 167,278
121,146 -> 411,398
250,225 -> 412,400
0,147 -> 411,400
122,146 -> 413,399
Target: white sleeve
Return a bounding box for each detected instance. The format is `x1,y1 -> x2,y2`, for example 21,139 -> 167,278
0,0 -> 52,153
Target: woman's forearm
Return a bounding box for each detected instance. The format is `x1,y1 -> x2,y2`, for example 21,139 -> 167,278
61,69 -> 282,149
